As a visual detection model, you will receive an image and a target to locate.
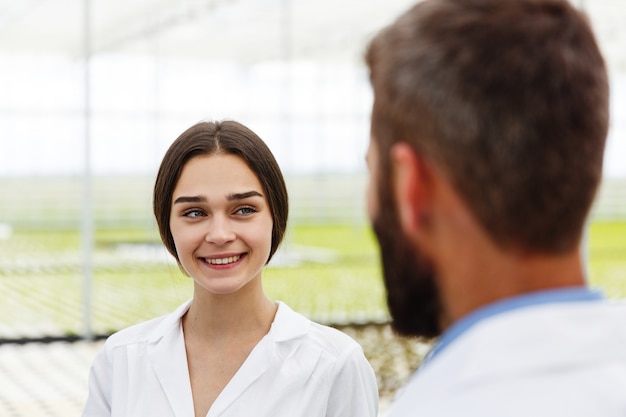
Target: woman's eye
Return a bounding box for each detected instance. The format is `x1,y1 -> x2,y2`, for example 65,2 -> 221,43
235,206 -> 257,216
183,209 -> 205,218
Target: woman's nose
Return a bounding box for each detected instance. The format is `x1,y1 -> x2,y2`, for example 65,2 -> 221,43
204,216 -> 236,246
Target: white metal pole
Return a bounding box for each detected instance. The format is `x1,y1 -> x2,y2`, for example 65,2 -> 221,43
280,0 -> 293,172
81,0 -> 94,340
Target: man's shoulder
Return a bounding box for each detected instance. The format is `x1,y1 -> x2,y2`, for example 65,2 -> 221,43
472,299 -> 626,348
445,300 -> 626,369
389,300 -> 626,416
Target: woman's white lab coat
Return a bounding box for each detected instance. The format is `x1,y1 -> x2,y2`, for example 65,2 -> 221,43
82,300 -> 378,417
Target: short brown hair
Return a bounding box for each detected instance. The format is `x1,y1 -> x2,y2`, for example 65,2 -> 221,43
366,0 -> 609,253
153,120 -> 289,265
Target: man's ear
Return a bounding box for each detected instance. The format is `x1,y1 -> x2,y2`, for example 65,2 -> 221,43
390,142 -> 431,238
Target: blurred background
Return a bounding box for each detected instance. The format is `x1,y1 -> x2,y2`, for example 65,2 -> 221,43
0,0 -> 625,415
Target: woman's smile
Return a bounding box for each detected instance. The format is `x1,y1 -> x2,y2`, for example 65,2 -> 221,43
200,253 -> 248,269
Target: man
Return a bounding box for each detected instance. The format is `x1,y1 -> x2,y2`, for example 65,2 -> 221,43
365,0 -> 626,415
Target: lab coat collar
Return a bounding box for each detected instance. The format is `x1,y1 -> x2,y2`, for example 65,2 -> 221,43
148,300 -> 194,417
270,301 -> 311,342
144,300 -> 310,345
145,299 -> 311,417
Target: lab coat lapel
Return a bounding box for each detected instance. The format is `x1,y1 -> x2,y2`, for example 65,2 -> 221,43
149,305 -> 195,417
206,332 -> 274,417
205,302 -> 309,417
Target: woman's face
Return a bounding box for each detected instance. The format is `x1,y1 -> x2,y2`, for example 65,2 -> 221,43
169,153 -> 273,296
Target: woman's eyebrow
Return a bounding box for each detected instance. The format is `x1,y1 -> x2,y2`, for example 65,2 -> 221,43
227,191 -> 263,201
173,195 -> 206,204
173,191 -> 262,205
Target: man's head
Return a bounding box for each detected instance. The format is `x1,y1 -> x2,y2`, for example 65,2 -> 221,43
365,0 -> 609,337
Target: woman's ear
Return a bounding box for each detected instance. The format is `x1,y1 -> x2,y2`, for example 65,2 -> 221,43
390,142 -> 432,240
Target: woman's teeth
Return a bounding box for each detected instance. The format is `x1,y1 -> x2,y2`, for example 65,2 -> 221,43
205,255 -> 241,265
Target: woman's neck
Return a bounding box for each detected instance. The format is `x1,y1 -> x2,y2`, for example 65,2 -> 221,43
182,280 -> 277,344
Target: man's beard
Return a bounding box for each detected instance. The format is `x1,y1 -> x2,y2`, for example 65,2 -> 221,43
372,187 -> 442,338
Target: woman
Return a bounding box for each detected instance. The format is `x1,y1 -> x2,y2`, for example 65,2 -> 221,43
82,120 -> 379,417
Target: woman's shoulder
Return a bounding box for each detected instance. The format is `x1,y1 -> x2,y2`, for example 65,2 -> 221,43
273,302 -> 363,359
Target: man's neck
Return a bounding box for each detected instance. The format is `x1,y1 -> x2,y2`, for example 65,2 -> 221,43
437,242 -> 587,331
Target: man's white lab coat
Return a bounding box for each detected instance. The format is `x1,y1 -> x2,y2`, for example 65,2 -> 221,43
387,301 -> 626,416
82,301 -> 378,417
